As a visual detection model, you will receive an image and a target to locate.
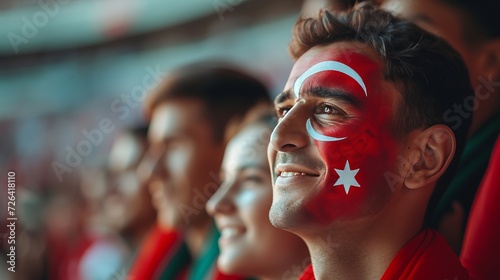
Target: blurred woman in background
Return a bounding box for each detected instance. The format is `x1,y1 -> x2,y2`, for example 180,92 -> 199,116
207,108 -> 310,280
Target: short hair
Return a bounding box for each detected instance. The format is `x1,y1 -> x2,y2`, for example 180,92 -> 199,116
145,63 -> 270,142
289,2 -> 474,226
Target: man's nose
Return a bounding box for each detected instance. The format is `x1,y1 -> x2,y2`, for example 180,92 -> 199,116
137,147 -> 165,184
270,103 -> 309,153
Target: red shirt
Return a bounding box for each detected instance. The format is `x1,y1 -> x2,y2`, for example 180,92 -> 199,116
299,229 -> 468,280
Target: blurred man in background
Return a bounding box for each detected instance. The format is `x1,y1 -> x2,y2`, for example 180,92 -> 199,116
131,63 -> 270,279
103,126 -> 156,251
76,125 -> 157,280
98,126 -> 157,274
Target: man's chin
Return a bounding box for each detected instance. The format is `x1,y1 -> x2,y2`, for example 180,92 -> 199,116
269,199 -> 306,231
157,211 -> 179,230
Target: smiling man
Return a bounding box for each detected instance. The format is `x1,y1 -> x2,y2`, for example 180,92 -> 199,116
268,3 -> 473,279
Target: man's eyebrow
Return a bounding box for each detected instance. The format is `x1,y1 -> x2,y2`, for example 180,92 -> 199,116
274,89 -> 293,105
305,86 -> 362,108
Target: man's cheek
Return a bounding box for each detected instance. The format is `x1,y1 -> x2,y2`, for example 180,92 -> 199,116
304,131 -> 396,223
317,130 -> 379,167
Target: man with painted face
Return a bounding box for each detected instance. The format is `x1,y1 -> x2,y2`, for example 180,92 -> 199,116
268,3 -> 472,279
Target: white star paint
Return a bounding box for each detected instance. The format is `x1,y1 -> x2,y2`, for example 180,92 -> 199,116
334,160 -> 360,194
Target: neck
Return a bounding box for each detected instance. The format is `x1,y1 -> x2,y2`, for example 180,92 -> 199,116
259,260 -> 309,280
258,244 -> 310,280
304,232 -> 392,279
184,219 -> 212,258
302,204 -> 423,279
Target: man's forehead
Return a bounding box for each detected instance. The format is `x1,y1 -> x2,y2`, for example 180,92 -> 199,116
149,101 -> 204,141
285,43 -> 381,93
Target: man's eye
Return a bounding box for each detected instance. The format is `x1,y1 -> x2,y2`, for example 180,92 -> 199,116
315,103 -> 342,115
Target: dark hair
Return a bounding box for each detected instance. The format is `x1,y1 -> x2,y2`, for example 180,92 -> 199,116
145,63 -> 270,143
290,2 -> 474,227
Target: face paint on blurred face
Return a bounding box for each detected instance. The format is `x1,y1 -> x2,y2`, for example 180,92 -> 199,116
292,51 -> 399,223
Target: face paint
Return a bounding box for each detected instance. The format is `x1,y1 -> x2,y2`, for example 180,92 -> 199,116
306,119 -> 347,142
295,60 -> 369,142
293,60 -> 368,98
292,50 -> 400,224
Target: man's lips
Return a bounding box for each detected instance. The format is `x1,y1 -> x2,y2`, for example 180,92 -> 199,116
275,164 -> 320,178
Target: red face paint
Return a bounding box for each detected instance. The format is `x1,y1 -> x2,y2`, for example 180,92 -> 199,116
296,50 -> 401,223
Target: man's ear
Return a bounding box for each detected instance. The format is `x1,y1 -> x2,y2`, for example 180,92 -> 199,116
403,125 -> 456,189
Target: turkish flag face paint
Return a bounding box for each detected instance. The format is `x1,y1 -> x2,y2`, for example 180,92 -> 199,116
270,43 -> 401,225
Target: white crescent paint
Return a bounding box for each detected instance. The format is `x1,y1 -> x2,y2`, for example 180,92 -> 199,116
293,60 -> 367,142
306,118 -> 347,142
293,61 -> 368,98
